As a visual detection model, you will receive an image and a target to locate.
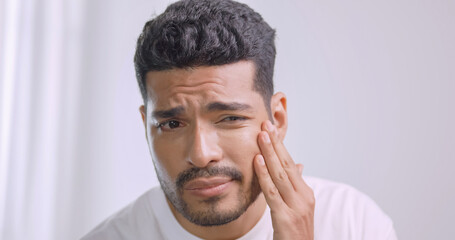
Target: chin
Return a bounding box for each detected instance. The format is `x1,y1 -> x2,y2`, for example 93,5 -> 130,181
179,182 -> 261,226
182,196 -> 250,226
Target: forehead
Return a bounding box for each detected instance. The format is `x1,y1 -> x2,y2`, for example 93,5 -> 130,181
144,61 -> 260,109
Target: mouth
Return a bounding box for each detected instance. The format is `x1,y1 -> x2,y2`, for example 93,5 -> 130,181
184,177 -> 233,198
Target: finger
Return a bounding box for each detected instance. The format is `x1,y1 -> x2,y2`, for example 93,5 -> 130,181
296,164 -> 303,175
253,154 -> 285,210
263,121 -> 312,194
257,131 -> 296,203
263,121 -> 304,190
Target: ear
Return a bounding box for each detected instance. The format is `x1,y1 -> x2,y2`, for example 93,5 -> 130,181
139,105 -> 147,128
270,92 -> 288,141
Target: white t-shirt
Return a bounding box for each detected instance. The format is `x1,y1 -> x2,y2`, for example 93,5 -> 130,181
81,176 -> 397,240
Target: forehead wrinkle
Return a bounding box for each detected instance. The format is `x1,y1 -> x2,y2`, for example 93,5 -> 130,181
148,69 -> 224,94
147,63 -> 257,115
168,80 -> 225,95
160,81 -> 226,107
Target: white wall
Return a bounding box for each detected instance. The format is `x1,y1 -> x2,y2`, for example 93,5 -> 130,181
2,0 -> 454,239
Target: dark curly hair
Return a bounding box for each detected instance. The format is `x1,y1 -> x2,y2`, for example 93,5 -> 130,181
134,0 -> 276,110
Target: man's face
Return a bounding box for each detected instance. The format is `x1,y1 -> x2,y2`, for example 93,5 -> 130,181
141,61 -> 270,226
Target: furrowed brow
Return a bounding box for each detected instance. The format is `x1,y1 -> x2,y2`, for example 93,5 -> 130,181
152,106 -> 185,119
206,102 -> 252,112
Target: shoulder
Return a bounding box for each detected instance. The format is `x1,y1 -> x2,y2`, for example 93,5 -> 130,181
80,186 -> 164,240
303,176 -> 397,240
304,176 -> 377,207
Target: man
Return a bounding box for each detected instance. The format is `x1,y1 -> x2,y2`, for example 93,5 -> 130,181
82,0 -> 397,239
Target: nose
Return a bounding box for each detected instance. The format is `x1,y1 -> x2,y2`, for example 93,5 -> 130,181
186,124 -> 223,168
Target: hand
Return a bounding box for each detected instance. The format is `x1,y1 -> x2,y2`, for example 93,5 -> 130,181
254,120 -> 315,240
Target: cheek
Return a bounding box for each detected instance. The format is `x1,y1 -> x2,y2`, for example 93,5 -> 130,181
150,136 -> 184,180
218,126 -> 261,171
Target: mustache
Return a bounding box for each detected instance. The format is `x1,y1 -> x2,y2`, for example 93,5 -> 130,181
176,166 -> 243,190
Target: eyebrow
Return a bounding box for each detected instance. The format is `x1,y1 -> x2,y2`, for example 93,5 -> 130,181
152,106 -> 185,119
206,102 -> 252,112
152,102 -> 252,119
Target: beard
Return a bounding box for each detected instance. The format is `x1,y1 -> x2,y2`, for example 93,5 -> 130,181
157,165 -> 262,226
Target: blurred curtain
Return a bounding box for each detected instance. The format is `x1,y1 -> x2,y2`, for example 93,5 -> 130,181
0,0 -> 85,239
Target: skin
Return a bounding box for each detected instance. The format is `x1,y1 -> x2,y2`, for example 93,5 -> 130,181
140,61 -> 314,239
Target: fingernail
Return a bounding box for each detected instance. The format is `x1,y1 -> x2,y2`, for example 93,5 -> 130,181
265,120 -> 274,132
257,155 -> 265,165
262,132 -> 270,143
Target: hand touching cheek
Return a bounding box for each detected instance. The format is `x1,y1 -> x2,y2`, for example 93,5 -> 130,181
254,120 -> 315,240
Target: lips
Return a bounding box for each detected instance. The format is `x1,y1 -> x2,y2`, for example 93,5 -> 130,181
184,177 -> 233,198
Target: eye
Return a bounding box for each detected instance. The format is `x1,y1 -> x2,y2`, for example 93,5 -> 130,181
156,120 -> 185,131
220,116 -> 247,122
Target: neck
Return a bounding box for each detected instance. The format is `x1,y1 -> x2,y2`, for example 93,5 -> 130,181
167,193 -> 267,240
